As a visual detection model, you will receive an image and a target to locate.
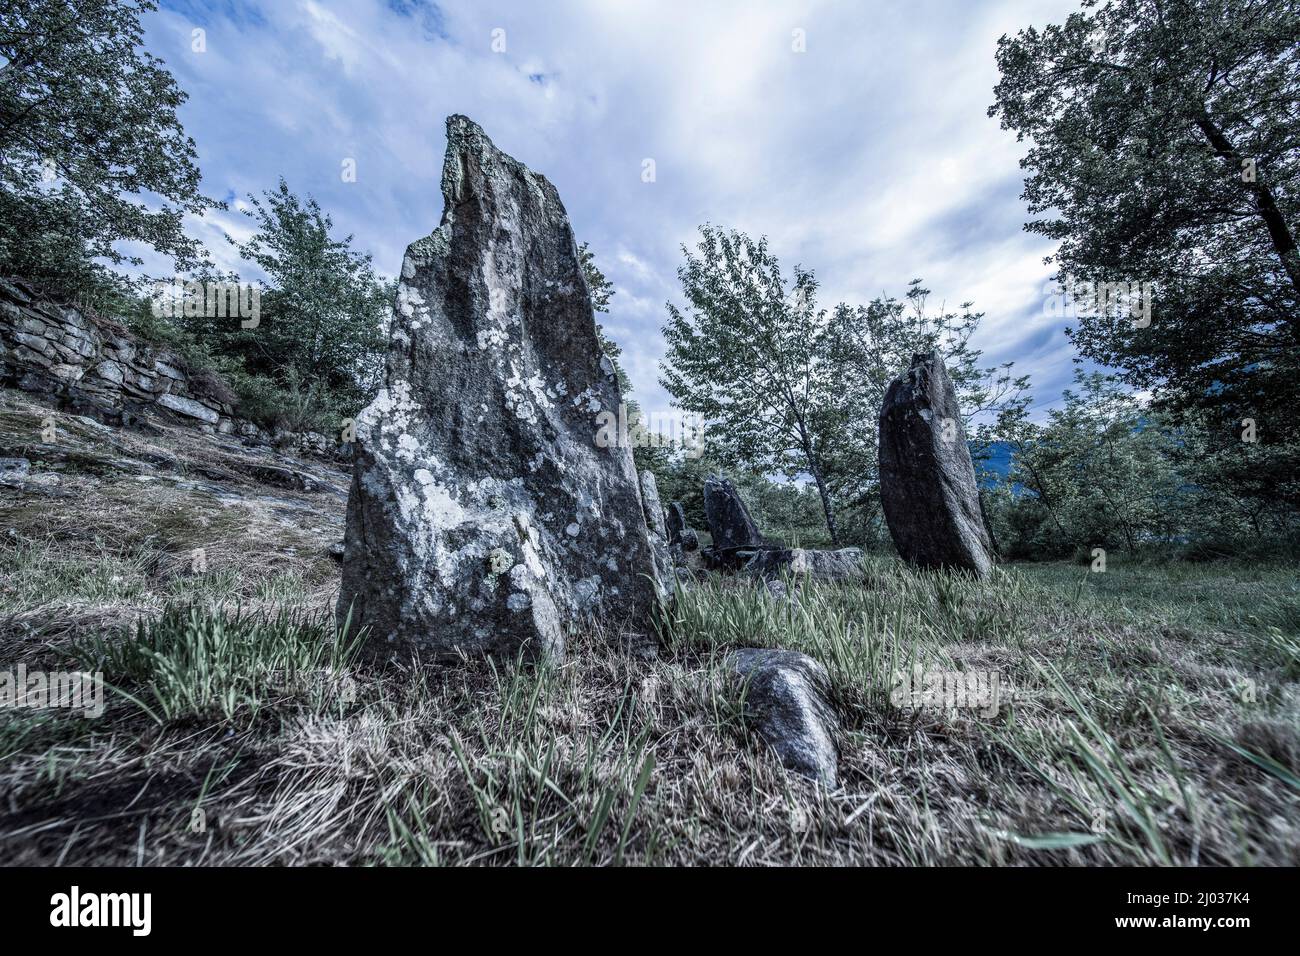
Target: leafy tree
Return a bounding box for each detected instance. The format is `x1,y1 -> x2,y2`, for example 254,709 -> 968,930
1172,409 -> 1300,536
0,0 -> 219,305
823,280 -> 1027,529
581,240 -> 630,392
989,0 -> 1300,507
579,240 -> 615,316
182,181 -> 391,426
661,226 -> 846,542
989,372 -> 1185,556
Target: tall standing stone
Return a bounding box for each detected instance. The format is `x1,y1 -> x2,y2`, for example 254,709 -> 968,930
338,115 -> 662,661
878,351 -> 995,575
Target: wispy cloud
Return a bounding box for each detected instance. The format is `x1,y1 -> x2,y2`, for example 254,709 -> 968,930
150,0 -> 1085,417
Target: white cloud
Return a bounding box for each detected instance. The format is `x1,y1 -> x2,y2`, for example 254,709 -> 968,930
141,0 -> 1084,418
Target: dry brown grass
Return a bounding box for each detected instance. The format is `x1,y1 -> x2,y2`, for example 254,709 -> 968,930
0,387 -> 1297,866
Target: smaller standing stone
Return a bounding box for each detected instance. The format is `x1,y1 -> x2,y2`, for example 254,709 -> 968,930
666,501 -> 699,551
703,475 -> 763,550
744,547 -> 864,580
727,648 -> 840,788
639,469 -> 674,601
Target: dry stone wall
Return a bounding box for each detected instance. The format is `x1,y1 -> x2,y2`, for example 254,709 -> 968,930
0,277 -> 266,441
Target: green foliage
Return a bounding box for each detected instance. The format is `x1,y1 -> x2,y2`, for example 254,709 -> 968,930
990,0 -> 1300,507
649,453 -> 835,548
983,371 -> 1300,559
660,227 -> 1025,545
661,226 -> 845,540
72,604 -> 367,725
579,240 -> 616,316
648,450 -> 715,533
730,473 -> 836,548
0,0 -> 220,306
183,180 -> 392,422
988,373 -> 1185,557
1173,411 -> 1300,535
824,280 -> 1027,524
227,366 -> 348,435
579,241 -> 674,476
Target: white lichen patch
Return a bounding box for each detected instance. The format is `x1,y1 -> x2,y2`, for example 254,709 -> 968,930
565,522 -> 580,537
499,361 -> 546,424
396,283 -> 425,318
360,380 -> 421,442
572,387 -> 601,413
488,548 -> 513,574
412,469 -> 464,526
507,591 -> 531,611
577,488 -> 603,521
514,517 -> 546,578
397,433 -> 422,462
525,372 -> 552,409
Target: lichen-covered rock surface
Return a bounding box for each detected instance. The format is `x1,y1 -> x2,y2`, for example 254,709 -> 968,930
665,501 -> 696,549
338,115 -> 661,660
744,547 -> 865,580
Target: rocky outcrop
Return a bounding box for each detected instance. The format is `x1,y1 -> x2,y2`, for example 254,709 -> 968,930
744,547 -> 865,580
878,352 -> 995,576
703,475 -> 763,550
337,115 -> 662,662
0,278 -> 249,436
727,648 -> 840,788
0,280 -> 352,460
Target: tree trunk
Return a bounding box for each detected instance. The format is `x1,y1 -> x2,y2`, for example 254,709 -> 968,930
1017,450 -> 1070,541
1196,114 -> 1300,302
809,461 -> 840,546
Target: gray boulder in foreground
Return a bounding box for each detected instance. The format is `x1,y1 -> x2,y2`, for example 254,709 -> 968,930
727,648 -> 840,788
703,475 -> 763,549
744,547 -> 865,580
878,351 -> 995,576
338,115 -> 661,661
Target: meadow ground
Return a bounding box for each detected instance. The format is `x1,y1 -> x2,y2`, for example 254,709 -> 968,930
0,390 -> 1297,865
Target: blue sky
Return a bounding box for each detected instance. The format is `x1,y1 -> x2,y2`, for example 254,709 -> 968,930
144,0 -> 1085,421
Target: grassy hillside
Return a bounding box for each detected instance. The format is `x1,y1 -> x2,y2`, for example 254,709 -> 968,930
1,388 -> 1296,865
